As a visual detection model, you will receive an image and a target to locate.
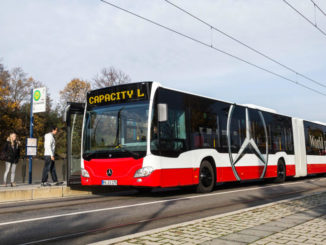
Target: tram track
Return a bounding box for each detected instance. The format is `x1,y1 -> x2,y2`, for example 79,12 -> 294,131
0,191 -> 138,215
0,176 -> 325,215
21,186 -> 326,245
10,177 -> 326,245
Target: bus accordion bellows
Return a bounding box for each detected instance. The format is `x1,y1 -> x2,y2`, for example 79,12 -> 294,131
80,81 -> 326,193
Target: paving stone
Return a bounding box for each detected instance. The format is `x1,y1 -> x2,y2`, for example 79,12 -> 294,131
179,237 -> 198,244
301,210 -> 323,218
142,241 -> 162,245
262,221 -> 294,229
276,217 -> 305,226
220,233 -> 260,243
238,228 -> 275,238
283,213 -> 312,221
106,193 -> 326,245
252,224 -> 285,232
168,240 -> 186,245
114,242 -> 137,245
201,238 -> 246,245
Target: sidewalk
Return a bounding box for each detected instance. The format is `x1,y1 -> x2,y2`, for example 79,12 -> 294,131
93,191 -> 326,245
0,182 -> 92,203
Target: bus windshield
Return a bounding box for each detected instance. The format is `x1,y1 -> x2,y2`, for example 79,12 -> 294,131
83,101 -> 149,159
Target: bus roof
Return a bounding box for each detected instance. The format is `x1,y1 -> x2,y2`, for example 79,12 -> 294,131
88,81 -> 326,126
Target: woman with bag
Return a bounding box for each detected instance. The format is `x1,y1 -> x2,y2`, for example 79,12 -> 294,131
1,133 -> 20,187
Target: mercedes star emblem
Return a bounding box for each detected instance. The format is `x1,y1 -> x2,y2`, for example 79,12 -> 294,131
107,169 -> 113,177
226,105 -> 269,181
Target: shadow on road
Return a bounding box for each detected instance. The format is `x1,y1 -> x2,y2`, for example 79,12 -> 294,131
2,174 -> 326,245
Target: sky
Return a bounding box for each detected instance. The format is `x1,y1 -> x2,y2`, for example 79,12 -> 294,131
0,0 -> 326,122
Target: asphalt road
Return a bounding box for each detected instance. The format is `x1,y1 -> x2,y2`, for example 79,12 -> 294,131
1,176 -> 326,245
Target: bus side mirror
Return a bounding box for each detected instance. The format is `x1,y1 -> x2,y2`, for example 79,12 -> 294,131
63,104 -> 71,122
158,103 -> 168,122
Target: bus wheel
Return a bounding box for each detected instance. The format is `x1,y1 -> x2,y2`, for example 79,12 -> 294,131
274,159 -> 286,183
196,160 -> 215,193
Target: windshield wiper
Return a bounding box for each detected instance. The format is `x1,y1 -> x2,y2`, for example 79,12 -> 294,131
83,152 -> 99,160
115,144 -> 141,159
83,150 -> 110,160
83,147 -> 142,160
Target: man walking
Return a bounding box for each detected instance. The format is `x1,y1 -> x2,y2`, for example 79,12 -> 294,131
41,126 -> 60,186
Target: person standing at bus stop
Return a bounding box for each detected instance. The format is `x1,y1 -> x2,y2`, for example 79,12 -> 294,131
1,133 -> 20,187
41,126 -> 61,186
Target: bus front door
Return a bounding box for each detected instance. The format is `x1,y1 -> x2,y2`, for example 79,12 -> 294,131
64,102 -> 85,186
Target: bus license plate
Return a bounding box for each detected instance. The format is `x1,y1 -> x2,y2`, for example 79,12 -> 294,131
102,180 -> 117,186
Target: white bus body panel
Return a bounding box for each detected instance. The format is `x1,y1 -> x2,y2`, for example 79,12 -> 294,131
292,118 -> 307,177
143,150 -> 294,174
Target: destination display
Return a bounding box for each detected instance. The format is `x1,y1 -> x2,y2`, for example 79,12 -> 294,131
87,82 -> 151,107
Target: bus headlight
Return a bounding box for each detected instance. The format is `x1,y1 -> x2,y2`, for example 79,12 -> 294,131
81,169 -> 90,178
134,167 -> 154,177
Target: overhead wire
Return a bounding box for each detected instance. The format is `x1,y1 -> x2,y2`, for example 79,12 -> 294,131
163,0 -> 326,89
310,0 -> 326,17
100,0 -> 326,97
282,0 -> 326,37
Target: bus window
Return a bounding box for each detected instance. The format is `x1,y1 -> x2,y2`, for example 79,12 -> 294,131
83,102 -> 149,156
228,106 -> 246,153
217,106 -> 230,153
304,121 -> 326,155
158,109 -> 187,154
250,109 -> 267,154
188,97 -> 219,149
151,88 -> 187,157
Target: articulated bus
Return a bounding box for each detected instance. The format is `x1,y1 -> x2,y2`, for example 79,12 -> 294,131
72,81 -> 326,193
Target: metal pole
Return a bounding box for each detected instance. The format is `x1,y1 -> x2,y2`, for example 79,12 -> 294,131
29,89 -> 34,184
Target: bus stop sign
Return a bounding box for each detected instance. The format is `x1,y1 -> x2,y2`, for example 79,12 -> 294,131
32,87 -> 46,113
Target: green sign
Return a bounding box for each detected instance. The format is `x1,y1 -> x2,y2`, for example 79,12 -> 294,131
33,90 -> 41,101
32,87 -> 46,113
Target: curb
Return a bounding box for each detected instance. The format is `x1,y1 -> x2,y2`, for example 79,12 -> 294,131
89,191 -> 325,245
0,186 -> 92,203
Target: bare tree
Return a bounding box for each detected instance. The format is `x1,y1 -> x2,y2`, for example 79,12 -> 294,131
93,66 -> 131,89
9,67 -> 33,105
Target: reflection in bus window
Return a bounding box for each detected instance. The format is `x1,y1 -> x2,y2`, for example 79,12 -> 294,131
84,101 -> 148,154
304,121 -> 326,155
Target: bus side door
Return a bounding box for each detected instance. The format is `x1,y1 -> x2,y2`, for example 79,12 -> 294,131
64,102 -> 85,186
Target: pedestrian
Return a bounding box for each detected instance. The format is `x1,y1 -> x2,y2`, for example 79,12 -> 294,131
41,126 -> 61,186
2,133 -> 20,187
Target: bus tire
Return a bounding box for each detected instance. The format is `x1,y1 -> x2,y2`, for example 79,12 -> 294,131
196,160 -> 215,193
274,159 -> 286,183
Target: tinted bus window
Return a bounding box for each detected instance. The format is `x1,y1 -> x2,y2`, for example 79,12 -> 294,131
228,106 -> 246,153
188,96 -> 217,149
151,88 -> 188,157
216,104 -> 230,153
250,109 -> 267,154
263,113 -> 293,154
187,94 -> 230,153
304,121 -> 326,155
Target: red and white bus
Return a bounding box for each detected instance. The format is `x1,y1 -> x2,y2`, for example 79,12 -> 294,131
79,81 -> 326,192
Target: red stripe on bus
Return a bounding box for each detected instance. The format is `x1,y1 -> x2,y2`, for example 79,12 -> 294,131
81,158 -> 296,187
307,163 -> 326,174
217,164 -> 295,182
